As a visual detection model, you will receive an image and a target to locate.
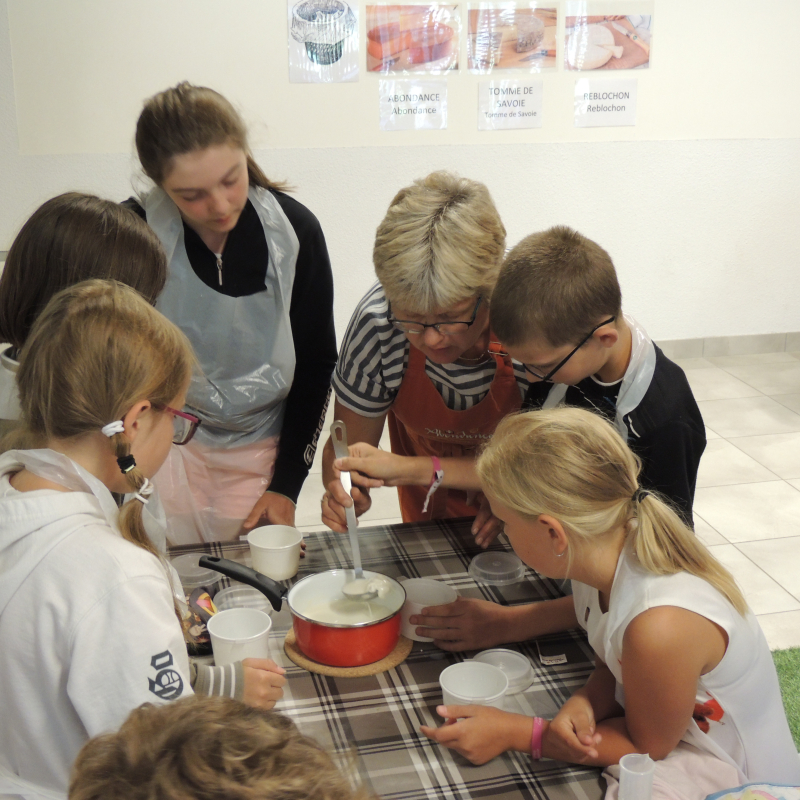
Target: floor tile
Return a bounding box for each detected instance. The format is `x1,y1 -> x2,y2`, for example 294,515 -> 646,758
696,439 -> 778,488
707,545 -> 800,614
673,357 -> 715,371
729,432 -> 800,480
721,362 -> 800,397
359,486 -> 402,522
693,481 -> 800,543
772,394 -> 800,415
685,368 -> 762,402
693,513 -> 727,546
737,537 -> 800,602
756,610 -> 800,651
705,426 -> 721,440
707,352 -> 798,368
697,396 -> 800,437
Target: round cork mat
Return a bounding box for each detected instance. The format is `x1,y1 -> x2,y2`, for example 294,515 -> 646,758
284,630 -> 413,677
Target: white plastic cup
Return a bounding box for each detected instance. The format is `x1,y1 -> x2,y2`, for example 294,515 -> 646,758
247,525 -> 303,581
400,578 -> 458,642
439,661 -> 508,711
618,752 -> 655,800
206,608 -> 272,667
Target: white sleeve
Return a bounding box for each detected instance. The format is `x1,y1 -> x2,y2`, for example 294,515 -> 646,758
66,572 -> 193,738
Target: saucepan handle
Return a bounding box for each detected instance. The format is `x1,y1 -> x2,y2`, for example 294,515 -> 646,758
199,556 -> 287,612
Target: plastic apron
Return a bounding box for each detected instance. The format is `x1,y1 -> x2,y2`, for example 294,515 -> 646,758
0,347 -> 171,552
0,449 -> 184,606
145,187 -> 297,544
387,341 -> 522,522
541,314 -> 656,442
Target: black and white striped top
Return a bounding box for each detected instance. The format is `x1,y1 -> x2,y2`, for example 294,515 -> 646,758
333,283 -> 529,417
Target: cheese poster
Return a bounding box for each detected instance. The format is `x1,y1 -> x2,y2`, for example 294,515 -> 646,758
564,3 -> 652,71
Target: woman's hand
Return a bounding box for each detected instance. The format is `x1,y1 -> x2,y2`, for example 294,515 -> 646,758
243,491 -> 296,529
543,695 -> 602,764
421,705 -> 533,765
241,658 -> 286,709
410,597 -> 516,651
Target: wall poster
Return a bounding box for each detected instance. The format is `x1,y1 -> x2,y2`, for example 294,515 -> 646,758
467,3 -> 557,73
366,5 -> 460,73
288,0 -> 359,82
564,3 -> 652,71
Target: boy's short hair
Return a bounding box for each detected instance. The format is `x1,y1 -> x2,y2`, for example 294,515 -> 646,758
69,696 -> 372,800
492,225 -> 622,348
373,171 -> 506,314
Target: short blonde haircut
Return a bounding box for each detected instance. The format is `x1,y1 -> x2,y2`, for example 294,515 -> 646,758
69,696 -> 374,800
477,407 -> 747,615
492,225 -> 622,348
373,171 -> 506,313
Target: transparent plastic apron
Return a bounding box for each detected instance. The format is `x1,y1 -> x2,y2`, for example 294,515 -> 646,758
0,449 -> 184,605
145,187 -> 297,543
542,314 -> 656,442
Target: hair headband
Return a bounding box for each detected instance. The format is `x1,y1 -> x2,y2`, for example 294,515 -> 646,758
632,487 -> 648,504
101,420 -> 125,437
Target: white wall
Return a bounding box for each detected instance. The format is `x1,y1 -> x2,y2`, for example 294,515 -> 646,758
1,1 -> 799,342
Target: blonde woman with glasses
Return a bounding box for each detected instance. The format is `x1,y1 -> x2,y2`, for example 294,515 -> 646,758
321,171 -> 525,543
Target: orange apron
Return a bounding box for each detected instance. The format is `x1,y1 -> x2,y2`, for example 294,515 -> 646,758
387,341 -> 522,522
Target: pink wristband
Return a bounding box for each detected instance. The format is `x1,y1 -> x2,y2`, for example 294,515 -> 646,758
530,717 -> 544,760
421,456 -> 444,514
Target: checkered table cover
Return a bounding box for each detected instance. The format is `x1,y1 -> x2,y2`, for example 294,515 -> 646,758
171,518 -> 605,800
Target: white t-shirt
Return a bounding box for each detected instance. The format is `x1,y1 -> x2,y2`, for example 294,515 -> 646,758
0,466 -> 192,799
572,542 -> 800,783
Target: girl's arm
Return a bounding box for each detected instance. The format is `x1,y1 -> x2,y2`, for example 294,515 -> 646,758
547,605 -> 728,766
335,444 -> 482,491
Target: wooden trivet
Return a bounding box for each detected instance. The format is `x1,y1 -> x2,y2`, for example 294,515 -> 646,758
284,630 -> 413,677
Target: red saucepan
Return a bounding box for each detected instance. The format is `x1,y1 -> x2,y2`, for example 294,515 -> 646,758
199,557 -> 406,668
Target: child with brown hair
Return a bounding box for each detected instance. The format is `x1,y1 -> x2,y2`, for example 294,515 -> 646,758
70,696 -> 374,800
422,408 -> 800,790
0,281 -> 283,800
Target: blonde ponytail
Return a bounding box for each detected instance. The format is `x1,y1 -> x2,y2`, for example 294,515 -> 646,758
477,407 -> 747,615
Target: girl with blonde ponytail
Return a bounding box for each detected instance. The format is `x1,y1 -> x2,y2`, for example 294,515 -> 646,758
0,281 -> 284,800
422,407 -> 800,789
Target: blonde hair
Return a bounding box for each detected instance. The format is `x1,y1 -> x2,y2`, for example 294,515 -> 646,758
477,407 -> 747,615
10,279 -> 194,559
492,225 -> 622,347
136,81 -> 290,192
373,171 -> 506,313
69,696 -> 374,800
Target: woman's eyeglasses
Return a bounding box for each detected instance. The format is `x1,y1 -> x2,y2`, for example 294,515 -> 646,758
154,405 -> 201,445
388,297 -> 483,336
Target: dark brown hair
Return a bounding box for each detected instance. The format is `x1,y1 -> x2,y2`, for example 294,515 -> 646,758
13,280 -> 194,559
135,82 -> 289,191
69,696 -> 374,800
0,193 -> 167,350
491,225 -> 622,348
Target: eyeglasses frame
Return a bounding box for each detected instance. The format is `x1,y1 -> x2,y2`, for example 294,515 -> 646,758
388,296 -> 483,336
154,404 -> 201,445
522,316 -> 617,383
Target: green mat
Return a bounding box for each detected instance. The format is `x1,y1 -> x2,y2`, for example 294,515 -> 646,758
774,647 -> 800,749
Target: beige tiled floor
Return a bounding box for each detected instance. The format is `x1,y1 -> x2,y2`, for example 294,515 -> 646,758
298,353 -> 800,651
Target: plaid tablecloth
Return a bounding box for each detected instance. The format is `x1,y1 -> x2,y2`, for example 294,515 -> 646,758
170,519 -> 605,800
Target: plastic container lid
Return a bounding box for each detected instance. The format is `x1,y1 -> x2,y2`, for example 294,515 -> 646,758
473,649 -> 534,694
468,551 -> 525,586
171,554 -> 223,591
214,585 -> 272,616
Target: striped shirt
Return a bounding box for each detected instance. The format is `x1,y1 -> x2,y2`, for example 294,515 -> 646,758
333,283 -> 529,417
